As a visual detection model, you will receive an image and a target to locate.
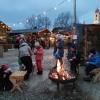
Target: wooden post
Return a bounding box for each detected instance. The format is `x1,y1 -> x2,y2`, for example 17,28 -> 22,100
84,28 -> 87,59
0,45 -> 3,57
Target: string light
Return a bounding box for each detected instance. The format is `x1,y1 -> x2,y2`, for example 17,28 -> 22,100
19,22 -> 22,25
11,0 -> 71,27
35,16 -> 38,20
13,24 -> 16,26
54,7 -> 57,10
26,19 -> 29,23
43,11 -> 46,15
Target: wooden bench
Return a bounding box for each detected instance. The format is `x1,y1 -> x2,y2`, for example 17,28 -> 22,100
90,68 -> 100,83
10,71 -> 27,92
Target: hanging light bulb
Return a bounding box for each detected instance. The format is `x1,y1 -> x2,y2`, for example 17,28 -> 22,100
35,16 -> 38,20
54,7 -> 57,10
13,24 -> 16,26
26,19 -> 29,23
43,11 -> 46,15
19,22 -> 22,25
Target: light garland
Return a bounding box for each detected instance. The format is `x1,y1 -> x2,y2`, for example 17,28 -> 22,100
12,0 -> 71,27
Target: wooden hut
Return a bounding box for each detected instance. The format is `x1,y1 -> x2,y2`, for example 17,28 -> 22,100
76,24 -> 100,57
0,21 -> 11,41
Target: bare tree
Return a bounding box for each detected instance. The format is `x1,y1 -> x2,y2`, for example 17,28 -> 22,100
25,15 -> 51,29
53,12 -> 73,29
42,16 -> 51,29
37,15 -> 51,29
25,15 -> 37,29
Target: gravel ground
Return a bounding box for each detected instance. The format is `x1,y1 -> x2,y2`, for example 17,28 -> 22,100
0,48 -> 87,100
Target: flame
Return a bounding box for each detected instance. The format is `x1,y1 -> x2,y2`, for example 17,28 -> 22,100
57,59 -> 61,73
49,59 -> 75,80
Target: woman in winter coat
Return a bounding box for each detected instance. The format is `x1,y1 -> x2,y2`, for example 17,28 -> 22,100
19,42 -> 33,80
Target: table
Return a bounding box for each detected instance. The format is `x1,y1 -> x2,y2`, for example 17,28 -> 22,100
10,71 -> 27,92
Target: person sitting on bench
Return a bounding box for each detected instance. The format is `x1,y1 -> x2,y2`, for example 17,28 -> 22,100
84,48 -> 100,81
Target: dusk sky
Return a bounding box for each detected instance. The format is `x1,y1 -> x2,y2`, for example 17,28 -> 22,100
0,0 -> 100,29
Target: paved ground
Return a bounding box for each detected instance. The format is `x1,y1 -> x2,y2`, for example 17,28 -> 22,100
0,48 -> 94,100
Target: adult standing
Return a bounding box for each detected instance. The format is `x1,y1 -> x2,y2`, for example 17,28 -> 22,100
67,46 -> 78,75
53,35 -> 64,68
19,42 -> 33,80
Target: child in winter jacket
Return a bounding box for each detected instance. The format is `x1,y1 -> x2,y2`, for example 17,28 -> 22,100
34,42 -> 44,75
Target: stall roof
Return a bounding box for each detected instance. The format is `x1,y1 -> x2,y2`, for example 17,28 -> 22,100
7,29 -> 38,34
38,28 -> 50,33
76,24 -> 100,28
0,21 -> 11,31
7,28 -> 51,36
52,27 -> 71,33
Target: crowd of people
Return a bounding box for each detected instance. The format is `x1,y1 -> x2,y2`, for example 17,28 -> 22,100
18,36 -> 44,80
0,34 -> 100,91
53,35 -> 100,82
53,35 -> 81,76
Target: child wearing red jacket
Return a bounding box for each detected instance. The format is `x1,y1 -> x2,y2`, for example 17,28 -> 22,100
34,42 -> 44,75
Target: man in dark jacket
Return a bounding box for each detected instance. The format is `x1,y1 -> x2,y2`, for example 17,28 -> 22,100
67,46 -> 79,75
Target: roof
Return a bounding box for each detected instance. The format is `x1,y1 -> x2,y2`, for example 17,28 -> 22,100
0,21 -> 11,31
7,29 -> 39,34
38,29 -> 51,37
76,24 -> 100,27
7,28 -> 50,36
38,29 -> 50,33
95,8 -> 99,13
0,21 -> 3,23
52,27 -> 71,33
75,23 -> 100,35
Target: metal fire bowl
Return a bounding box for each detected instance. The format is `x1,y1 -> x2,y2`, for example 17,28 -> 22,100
48,67 -> 77,84
48,68 -> 77,90
49,75 -> 76,84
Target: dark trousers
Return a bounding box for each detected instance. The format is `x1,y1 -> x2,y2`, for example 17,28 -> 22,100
21,56 -> 33,79
0,74 -> 13,91
85,64 -> 97,76
36,60 -> 43,72
70,61 -> 77,75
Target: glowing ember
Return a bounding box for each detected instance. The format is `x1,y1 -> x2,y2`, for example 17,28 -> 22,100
49,59 -> 76,81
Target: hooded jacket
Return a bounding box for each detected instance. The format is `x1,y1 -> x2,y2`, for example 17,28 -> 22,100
88,51 -> 100,67
19,42 -> 32,58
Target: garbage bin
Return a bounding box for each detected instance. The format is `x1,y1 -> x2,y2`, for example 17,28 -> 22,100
0,45 -> 3,57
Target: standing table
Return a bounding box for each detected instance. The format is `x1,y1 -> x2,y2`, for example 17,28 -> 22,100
10,71 -> 27,92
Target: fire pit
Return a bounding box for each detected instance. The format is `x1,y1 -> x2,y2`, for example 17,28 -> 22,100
48,59 -> 77,90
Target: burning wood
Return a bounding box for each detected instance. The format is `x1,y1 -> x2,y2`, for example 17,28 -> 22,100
49,59 -> 75,81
